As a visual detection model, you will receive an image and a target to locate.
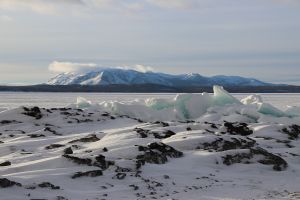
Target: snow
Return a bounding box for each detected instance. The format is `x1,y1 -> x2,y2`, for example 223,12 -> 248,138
0,86 -> 300,200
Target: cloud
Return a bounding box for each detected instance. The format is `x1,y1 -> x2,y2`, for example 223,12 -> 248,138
48,61 -> 97,73
132,64 -> 154,73
48,61 -> 155,73
119,64 -> 154,72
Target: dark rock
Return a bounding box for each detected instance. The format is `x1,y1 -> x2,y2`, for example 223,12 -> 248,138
63,155 -> 93,166
94,155 -> 114,170
204,122 -> 218,129
103,147 -> 108,152
115,166 -> 132,172
77,118 -> 93,123
46,109 -> 52,113
38,182 -> 60,190
101,113 -> 110,117
72,170 -> 103,179
222,147 -> 288,171
134,128 -> 149,138
0,120 -> 20,125
28,134 -> 45,138
63,147 -> 73,155
0,161 -> 11,166
44,123 -> 54,127
63,154 -> 114,170
251,147 -> 288,171
136,142 -> 183,168
153,121 -> 169,127
186,127 -> 192,131
202,137 -> 256,152
282,124 -> 300,140
68,134 -> 100,143
134,128 -> 176,139
44,127 -> 61,136
222,151 -> 253,166
45,144 -> 65,150
137,119 -> 144,123
129,184 -> 139,190
114,173 -> 126,180
223,122 -> 253,136
163,175 -> 170,179
22,107 -> 43,119
25,185 -> 36,190
56,196 -> 68,200
152,130 -> 176,139
0,178 -> 22,188
58,108 -> 71,111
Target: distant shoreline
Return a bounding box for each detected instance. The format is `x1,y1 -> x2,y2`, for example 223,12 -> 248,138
1,84 -> 300,93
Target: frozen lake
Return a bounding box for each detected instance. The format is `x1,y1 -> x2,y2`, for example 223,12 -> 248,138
0,92 -> 300,110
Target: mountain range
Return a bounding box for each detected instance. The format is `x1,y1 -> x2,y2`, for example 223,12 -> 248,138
48,68 -> 270,87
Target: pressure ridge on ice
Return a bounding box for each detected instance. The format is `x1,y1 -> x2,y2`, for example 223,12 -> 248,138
77,85 -> 300,121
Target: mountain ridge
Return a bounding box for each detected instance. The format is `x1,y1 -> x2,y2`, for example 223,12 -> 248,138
48,68 -> 271,87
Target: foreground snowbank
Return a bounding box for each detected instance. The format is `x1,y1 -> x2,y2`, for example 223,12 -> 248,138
0,86 -> 299,200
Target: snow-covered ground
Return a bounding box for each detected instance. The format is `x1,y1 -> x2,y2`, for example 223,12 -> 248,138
0,86 -> 300,200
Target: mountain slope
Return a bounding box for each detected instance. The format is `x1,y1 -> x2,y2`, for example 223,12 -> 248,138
48,68 -> 271,87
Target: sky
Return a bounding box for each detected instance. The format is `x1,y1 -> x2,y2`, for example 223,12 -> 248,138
0,0 -> 300,85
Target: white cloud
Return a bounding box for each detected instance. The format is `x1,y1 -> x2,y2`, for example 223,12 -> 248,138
116,64 -> 154,72
133,64 -> 154,72
48,61 -> 97,73
49,61 -> 154,73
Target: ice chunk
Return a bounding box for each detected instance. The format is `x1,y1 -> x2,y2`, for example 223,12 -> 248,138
145,98 -> 174,110
241,94 -> 263,105
76,97 -> 92,109
257,103 -> 285,117
213,85 -> 241,106
173,93 -> 193,119
285,106 -> 300,117
146,93 -> 214,119
240,107 -> 261,120
179,93 -> 213,119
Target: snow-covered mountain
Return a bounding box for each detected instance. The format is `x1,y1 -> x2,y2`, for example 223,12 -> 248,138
48,68 -> 270,87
